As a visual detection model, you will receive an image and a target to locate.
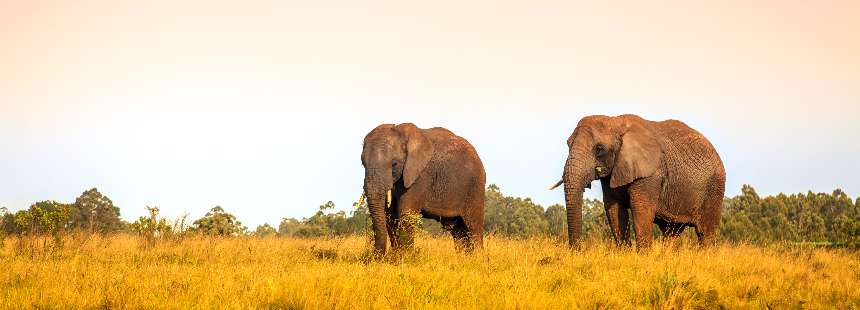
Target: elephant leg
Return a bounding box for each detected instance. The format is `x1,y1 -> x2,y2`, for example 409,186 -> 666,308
618,205 -> 631,246
604,202 -> 631,247
602,183 -> 631,247
630,206 -> 656,251
656,219 -> 686,244
396,208 -> 419,249
696,174 -> 726,247
440,217 -> 457,231
694,205 -> 721,248
629,179 -> 660,251
694,218 -> 718,247
462,215 -> 483,252
668,223 -> 686,238
385,207 -> 399,250
450,219 -> 471,252
604,201 -> 623,246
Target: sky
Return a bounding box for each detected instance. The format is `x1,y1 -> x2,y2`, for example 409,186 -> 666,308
1,0 -> 858,228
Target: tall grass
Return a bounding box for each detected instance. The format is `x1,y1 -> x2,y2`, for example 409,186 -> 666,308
0,233 -> 857,309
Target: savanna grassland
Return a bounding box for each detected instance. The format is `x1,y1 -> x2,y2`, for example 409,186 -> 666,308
1,234 -> 858,309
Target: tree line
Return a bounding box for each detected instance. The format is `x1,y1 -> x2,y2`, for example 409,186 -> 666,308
0,188 -> 249,240
1,185 -> 858,247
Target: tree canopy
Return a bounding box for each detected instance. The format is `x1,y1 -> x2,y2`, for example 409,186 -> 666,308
721,185 -> 860,246
189,206 -> 247,236
71,188 -> 123,233
1,188 -> 124,236
254,223 -> 277,237
277,201 -> 369,238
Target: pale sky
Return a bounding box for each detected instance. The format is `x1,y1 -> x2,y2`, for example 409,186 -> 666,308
1,0 -> 858,228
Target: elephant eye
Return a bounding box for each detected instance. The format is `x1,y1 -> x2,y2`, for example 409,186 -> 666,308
595,144 -> 605,156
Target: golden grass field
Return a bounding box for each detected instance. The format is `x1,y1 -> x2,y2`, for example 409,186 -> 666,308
1,234 -> 858,309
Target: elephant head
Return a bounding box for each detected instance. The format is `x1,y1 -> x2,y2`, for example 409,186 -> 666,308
361,123 -> 434,253
551,115 -> 662,248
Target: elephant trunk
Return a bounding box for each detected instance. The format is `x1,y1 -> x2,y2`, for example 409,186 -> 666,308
366,191 -> 389,254
364,168 -> 392,254
563,144 -> 593,249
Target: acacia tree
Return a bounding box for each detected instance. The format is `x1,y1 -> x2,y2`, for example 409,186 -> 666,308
190,206 -> 247,236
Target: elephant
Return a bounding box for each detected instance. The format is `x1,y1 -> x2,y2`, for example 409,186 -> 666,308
361,123 -> 485,254
551,114 -> 726,249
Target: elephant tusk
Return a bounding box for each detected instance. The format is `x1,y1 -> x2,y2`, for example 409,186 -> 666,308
549,179 -> 564,190
357,192 -> 365,208
386,190 -> 392,208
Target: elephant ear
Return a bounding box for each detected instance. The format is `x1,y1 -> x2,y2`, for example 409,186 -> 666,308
395,123 -> 434,188
610,123 -> 662,188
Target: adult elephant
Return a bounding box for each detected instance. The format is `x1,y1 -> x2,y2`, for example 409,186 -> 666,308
551,115 -> 725,249
361,123 -> 485,254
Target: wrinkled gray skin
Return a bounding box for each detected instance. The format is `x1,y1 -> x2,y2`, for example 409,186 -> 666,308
362,123 -> 486,254
556,115 -> 726,249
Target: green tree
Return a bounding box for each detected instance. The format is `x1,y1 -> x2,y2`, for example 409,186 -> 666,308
14,201 -> 74,236
481,185 -> 610,240
278,218 -> 302,236
345,201 -> 372,234
294,201 -> 339,237
71,188 -> 123,234
0,206 -> 11,237
581,198 -> 611,240
130,206 -> 173,244
277,200 -> 376,238
254,223 -> 277,237
721,185 -> 860,246
544,204 -> 566,238
190,206 -> 247,236
483,184 -> 549,238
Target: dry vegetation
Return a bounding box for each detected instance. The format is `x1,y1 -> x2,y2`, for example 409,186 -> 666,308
0,234 -> 858,309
